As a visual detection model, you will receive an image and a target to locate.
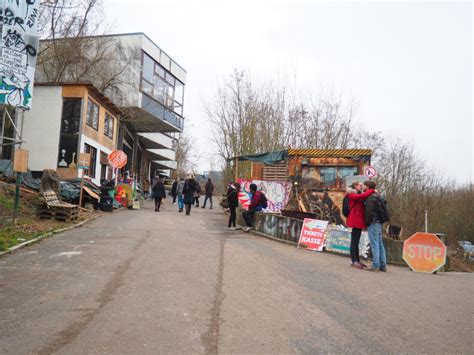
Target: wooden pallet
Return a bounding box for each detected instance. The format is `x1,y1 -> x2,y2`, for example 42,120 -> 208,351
37,207 -> 79,222
37,191 -> 79,222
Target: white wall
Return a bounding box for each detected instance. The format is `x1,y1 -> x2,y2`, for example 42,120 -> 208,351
79,134 -> 115,186
23,86 -> 63,171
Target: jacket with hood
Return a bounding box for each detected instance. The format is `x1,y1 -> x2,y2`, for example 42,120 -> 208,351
345,188 -> 375,229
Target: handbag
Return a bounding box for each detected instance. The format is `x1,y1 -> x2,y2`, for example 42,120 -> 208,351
220,196 -> 229,209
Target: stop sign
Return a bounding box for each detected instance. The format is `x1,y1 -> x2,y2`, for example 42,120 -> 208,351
403,233 -> 447,273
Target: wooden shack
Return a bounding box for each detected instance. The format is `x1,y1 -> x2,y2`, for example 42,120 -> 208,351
233,148 -> 372,224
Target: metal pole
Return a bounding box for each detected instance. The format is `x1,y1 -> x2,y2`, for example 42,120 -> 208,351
424,210 -> 428,233
13,108 -> 25,220
78,173 -> 85,208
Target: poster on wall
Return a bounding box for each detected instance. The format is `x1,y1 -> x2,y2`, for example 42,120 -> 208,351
237,179 -> 291,213
297,218 -> 328,252
326,229 -> 370,258
0,0 -> 40,109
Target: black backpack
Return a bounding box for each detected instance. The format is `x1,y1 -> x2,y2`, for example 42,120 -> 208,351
342,196 -> 350,218
260,192 -> 268,209
374,196 -> 390,223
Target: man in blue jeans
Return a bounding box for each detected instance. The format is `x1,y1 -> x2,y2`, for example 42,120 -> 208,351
364,180 -> 387,272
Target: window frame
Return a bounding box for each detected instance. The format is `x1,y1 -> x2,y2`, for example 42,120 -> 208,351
84,144 -> 97,178
104,112 -> 114,139
86,98 -> 99,131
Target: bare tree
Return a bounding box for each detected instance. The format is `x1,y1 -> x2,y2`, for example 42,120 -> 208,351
173,133 -> 195,178
36,0 -> 131,92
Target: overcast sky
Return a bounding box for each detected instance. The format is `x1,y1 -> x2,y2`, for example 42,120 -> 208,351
104,0 -> 472,183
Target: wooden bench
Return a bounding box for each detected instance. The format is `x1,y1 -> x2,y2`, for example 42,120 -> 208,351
37,191 -> 79,222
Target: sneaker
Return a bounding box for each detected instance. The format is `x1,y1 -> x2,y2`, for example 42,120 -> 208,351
210,207 -> 213,209
243,227 -> 251,232
202,206 -> 205,209
367,267 -> 380,272
351,262 -> 364,269
234,226 -> 242,230
379,266 -> 387,272
359,261 -> 368,268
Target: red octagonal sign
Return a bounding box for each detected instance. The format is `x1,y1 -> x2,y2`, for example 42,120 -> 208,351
403,233 -> 447,273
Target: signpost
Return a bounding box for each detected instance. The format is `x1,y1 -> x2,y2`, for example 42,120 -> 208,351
297,218 -> 328,252
78,153 -> 90,208
13,148 -> 28,218
403,232 -> 447,273
364,166 -> 377,179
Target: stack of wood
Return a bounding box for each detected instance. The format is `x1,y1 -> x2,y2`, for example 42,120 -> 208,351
37,191 -> 79,222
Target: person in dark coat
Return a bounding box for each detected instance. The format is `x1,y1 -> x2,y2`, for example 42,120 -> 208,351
202,178 -> 215,209
152,177 -> 166,212
171,179 -> 178,204
345,182 -> 375,269
227,182 -> 241,230
194,181 -> 202,207
183,174 -> 197,215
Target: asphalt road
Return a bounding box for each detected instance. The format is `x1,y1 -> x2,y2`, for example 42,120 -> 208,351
1,200 -> 473,354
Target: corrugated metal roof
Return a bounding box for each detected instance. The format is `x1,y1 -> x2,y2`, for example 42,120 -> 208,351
288,148 -> 372,157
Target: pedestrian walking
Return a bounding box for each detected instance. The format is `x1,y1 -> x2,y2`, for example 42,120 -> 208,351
142,178 -> 151,199
171,179 -> 178,204
242,183 -> 267,232
227,182 -> 241,230
152,177 -> 166,212
194,181 -> 202,207
183,174 -> 197,215
202,178 -> 215,209
345,182 -> 375,269
176,177 -> 185,212
364,180 -> 389,272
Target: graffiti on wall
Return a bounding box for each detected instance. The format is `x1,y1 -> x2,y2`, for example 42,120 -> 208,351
0,0 -> 40,109
237,179 -> 291,213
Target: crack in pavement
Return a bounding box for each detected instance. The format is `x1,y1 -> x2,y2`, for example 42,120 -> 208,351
202,236 -> 226,355
35,231 -> 151,355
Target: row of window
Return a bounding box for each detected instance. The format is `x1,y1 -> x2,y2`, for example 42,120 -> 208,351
85,98 -> 115,139
141,52 -> 184,116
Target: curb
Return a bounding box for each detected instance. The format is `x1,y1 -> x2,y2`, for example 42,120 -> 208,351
0,213 -> 102,258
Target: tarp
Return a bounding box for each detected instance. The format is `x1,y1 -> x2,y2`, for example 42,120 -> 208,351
229,150 -> 287,165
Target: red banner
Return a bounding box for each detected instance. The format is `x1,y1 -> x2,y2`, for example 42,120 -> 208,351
108,150 -> 128,169
297,219 -> 329,252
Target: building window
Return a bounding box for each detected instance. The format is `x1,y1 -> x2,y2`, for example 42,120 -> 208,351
104,112 -> 114,139
84,144 -> 97,178
86,98 -> 99,130
141,51 -> 184,116
57,98 -> 82,168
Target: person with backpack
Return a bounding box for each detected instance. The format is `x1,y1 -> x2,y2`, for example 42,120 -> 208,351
364,180 -> 389,272
226,182 -> 241,230
242,183 -> 268,232
344,181 -> 375,269
202,178 -> 215,209
194,181 -> 202,207
176,177 -> 185,213
151,177 -> 166,212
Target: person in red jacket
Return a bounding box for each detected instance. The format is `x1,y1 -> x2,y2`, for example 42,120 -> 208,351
346,182 -> 375,269
242,183 -> 264,232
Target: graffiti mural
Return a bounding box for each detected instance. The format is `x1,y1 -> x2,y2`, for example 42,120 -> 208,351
237,179 -> 291,213
0,0 -> 40,109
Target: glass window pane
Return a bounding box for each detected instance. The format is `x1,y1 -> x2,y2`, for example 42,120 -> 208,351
165,72 -> 175,86
174,82 -> 184,104
142,79 -> 153,96
153,76 -> 167,103
155,64 -> 165,78
143,53 -> 154,82
320,167 -> 337,188
338,166 -> 358,188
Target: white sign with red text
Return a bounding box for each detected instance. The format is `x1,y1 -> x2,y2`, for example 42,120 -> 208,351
297,219 -> 329,252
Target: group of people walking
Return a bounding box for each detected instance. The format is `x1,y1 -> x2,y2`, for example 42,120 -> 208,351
345,180 -> 388,272
150,175 -> 215,216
